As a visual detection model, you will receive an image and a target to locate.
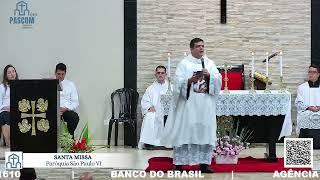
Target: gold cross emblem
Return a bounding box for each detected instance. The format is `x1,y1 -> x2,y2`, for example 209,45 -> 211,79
18,98 -> 49,136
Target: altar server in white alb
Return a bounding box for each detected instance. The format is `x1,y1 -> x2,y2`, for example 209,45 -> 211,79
161,38 -> 222,173
295,64 -> 320,148
139,65 -> 172,150
55,63 -> 80,138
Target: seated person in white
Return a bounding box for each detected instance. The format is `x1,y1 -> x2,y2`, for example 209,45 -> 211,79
55,63 -> 79,138
0,65 -> 18,146
295,64 -> 320,148
139,65 -> 172,149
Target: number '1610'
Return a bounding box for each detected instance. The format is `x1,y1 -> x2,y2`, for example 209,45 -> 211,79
0,171 -> 21,178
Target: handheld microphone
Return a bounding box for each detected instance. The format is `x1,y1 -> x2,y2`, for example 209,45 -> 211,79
201,57 -> 205,68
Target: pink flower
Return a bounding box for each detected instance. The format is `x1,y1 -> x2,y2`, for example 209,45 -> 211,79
213,136 -> 249,156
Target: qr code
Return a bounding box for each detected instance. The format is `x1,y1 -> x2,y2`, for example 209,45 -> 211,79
284,138 -> 313,168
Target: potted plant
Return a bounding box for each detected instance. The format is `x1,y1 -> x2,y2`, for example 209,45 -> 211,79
59,122 -> 94,153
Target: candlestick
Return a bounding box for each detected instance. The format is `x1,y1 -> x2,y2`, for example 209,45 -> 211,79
279,76 -> 286,93
280,51 -> 283,77
266,52 -> 269,77
251,51 -> 255,78
222,63 -> 231,93
167,53 -> 171,78
264,76 -> 271,93
250,75 -> 256,94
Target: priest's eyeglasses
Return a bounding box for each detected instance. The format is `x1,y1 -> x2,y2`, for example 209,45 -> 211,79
156,72 -> 166,74
308,71 -> 319,74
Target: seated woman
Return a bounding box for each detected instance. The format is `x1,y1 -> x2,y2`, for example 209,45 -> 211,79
295,64 -> 320,149
0,64 -> 18,146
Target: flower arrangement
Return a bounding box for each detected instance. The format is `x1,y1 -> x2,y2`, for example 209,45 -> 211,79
214,116 -> 253,164
59,122 -> 94,153
213,135 -> 248,157
71,138 -> 94,153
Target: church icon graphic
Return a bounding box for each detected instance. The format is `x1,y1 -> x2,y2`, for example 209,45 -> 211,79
5,152 -> 23,170
9,0 -> 37,28
14,1 -> 30,16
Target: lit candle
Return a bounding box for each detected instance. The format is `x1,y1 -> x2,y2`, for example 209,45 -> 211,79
280,51 -> 283,77
251,51 -> 255,78
167,53 -> 171,78
266,52 -> 269,77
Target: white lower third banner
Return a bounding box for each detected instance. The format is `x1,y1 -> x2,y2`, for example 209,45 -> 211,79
22,153 -> 136,168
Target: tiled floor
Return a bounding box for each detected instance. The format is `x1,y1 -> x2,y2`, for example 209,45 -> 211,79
0,145 -> 319,179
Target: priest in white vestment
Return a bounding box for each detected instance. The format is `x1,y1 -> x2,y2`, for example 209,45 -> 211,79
161,38 -> 222,173
295,64 -> 320,148
139,65 -> 172,149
